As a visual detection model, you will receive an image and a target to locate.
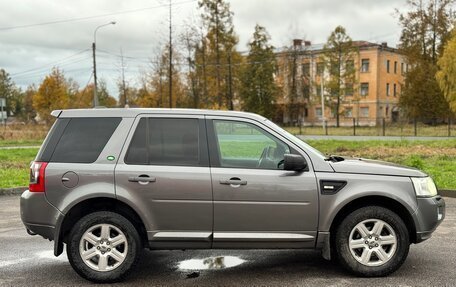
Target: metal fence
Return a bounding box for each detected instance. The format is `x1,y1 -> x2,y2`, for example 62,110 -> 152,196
282,117 -> 456,137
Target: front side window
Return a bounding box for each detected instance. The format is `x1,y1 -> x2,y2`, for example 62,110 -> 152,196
125,118 -> 200,166
213,120 -> 290,170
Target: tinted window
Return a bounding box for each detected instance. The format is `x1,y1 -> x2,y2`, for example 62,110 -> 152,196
124,118 -> 148,165
213,120 -> 289,169
50,117 -> 121,163
125,118 -> 200,166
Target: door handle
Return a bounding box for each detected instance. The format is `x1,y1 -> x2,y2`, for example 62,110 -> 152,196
128,176 -> 156,184
219,178 -> 247,186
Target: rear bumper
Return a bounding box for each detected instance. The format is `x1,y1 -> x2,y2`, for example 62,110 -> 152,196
20,190 -> 62,241
414,195 -> 445,243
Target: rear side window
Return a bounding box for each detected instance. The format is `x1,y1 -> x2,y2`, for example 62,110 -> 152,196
125,118 -> 201,166
50,118 -> 121,163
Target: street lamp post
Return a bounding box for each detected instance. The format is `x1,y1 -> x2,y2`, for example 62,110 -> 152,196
92,21 -> 116,107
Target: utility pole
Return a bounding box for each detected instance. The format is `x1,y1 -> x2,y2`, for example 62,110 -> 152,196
168,0 -> 173,108
321,71 -> 326,133
92,21 -> 116,108
92,42 -> 98,107
228,52 -> 233,110
119,48 -> 127,107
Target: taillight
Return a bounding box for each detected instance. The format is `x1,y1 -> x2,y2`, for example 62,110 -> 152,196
29,161 -> 48,192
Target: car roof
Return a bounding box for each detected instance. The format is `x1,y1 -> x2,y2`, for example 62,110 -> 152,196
53,108 -> 267,122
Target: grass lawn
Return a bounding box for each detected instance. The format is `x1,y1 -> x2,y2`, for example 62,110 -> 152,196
1,140 -> 455,190
0,140 -> 42,147
0,148 -> 38,188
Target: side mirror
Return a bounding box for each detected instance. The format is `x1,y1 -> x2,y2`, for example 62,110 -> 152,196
283,154 -> 307,171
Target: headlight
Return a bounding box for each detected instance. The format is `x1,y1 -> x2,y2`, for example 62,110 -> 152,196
411,177 -> 438,197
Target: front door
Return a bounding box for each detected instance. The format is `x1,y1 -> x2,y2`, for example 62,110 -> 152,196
207,118 -> 319,248
115,115 -> 212,248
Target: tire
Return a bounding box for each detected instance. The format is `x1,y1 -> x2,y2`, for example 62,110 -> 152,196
335,206 -> 409,277
66,211 -> 142,283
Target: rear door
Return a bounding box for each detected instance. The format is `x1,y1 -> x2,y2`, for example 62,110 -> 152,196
115,114 -> 213,248
43,117 -> 123,211
207,117 -> 319,248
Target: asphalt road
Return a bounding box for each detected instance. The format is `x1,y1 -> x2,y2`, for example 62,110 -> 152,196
1,195 -> 455,287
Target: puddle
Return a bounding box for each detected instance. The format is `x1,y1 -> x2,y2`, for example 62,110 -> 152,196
178,256 -> 245,270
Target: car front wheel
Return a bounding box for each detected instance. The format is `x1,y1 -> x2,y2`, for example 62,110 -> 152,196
335,206 -> 410,277
67,211 -> 142,283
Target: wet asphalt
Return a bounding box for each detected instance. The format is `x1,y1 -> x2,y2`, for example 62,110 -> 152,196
1,195 -> 455,287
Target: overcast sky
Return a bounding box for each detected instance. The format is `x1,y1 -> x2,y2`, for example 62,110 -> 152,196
0,0 -> 408,98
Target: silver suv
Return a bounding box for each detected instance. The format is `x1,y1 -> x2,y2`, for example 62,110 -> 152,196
21,109 -> 445,282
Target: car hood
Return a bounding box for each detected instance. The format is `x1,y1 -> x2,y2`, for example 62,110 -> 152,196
329,157 -> 427,177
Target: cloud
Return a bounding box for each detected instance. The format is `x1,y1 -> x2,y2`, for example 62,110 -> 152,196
0,0 -> 406,98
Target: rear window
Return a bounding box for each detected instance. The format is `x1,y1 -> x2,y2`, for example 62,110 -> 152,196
46,117 -> 121,163
125,118 -> 200,166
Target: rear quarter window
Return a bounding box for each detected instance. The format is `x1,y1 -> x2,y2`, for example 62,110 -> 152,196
48,117 -> 121,163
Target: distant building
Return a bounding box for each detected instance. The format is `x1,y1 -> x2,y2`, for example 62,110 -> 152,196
274,40 -> 407,126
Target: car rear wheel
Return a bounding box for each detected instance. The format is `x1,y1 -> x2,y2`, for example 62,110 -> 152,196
67,211 -> 142,283
335,206 -> 409,277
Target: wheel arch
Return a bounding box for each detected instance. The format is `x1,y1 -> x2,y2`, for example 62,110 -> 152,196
54,197 -> 148,256
329,195 -> 417,245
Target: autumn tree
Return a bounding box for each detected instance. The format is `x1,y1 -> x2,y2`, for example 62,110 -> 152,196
322,26 -> 358,127
197,0 -> 241,109
33,68 -> 71,124
22,85 -> 37,122
437,30 -> 456,113
397,0 -> 454,120
141,45 -> 186,108
0,69 -> 23,117
97,79 -> 117,107
240,25 -> 278,119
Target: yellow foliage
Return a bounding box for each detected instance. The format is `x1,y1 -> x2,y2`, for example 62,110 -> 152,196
33,68 -> 70,124
437,30 -> 456,113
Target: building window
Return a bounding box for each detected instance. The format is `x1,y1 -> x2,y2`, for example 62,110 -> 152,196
344,108 -> 353,118
360,83 -> 369,97
386,60 -> 390,73
316,62 -> 325,75
361,59 -> 369,72
393,83 -> 397,97
303,84 -> 310,99
302,63 -> 310,76
401,63 -> 404,75
346,60 -> 354,71
360,107 -> 369,118
386,106 -> 389,117
345,83 -> 354,96
394,61 -> 397,74
315,107 -> 322,118
386,83 -> 390,97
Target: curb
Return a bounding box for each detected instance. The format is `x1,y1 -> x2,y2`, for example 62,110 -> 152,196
0,187 -> 455,198
0,187 -> 27,196
438,190 -> 456,198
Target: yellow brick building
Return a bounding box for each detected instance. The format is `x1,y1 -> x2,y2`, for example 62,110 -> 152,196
275,40 -> 407,126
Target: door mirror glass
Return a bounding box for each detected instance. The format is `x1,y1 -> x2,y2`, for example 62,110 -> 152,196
283,154 -> 307,171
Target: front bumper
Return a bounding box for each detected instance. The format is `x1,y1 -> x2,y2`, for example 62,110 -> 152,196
20,190 -> 62,241
414,195 -> 445,243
